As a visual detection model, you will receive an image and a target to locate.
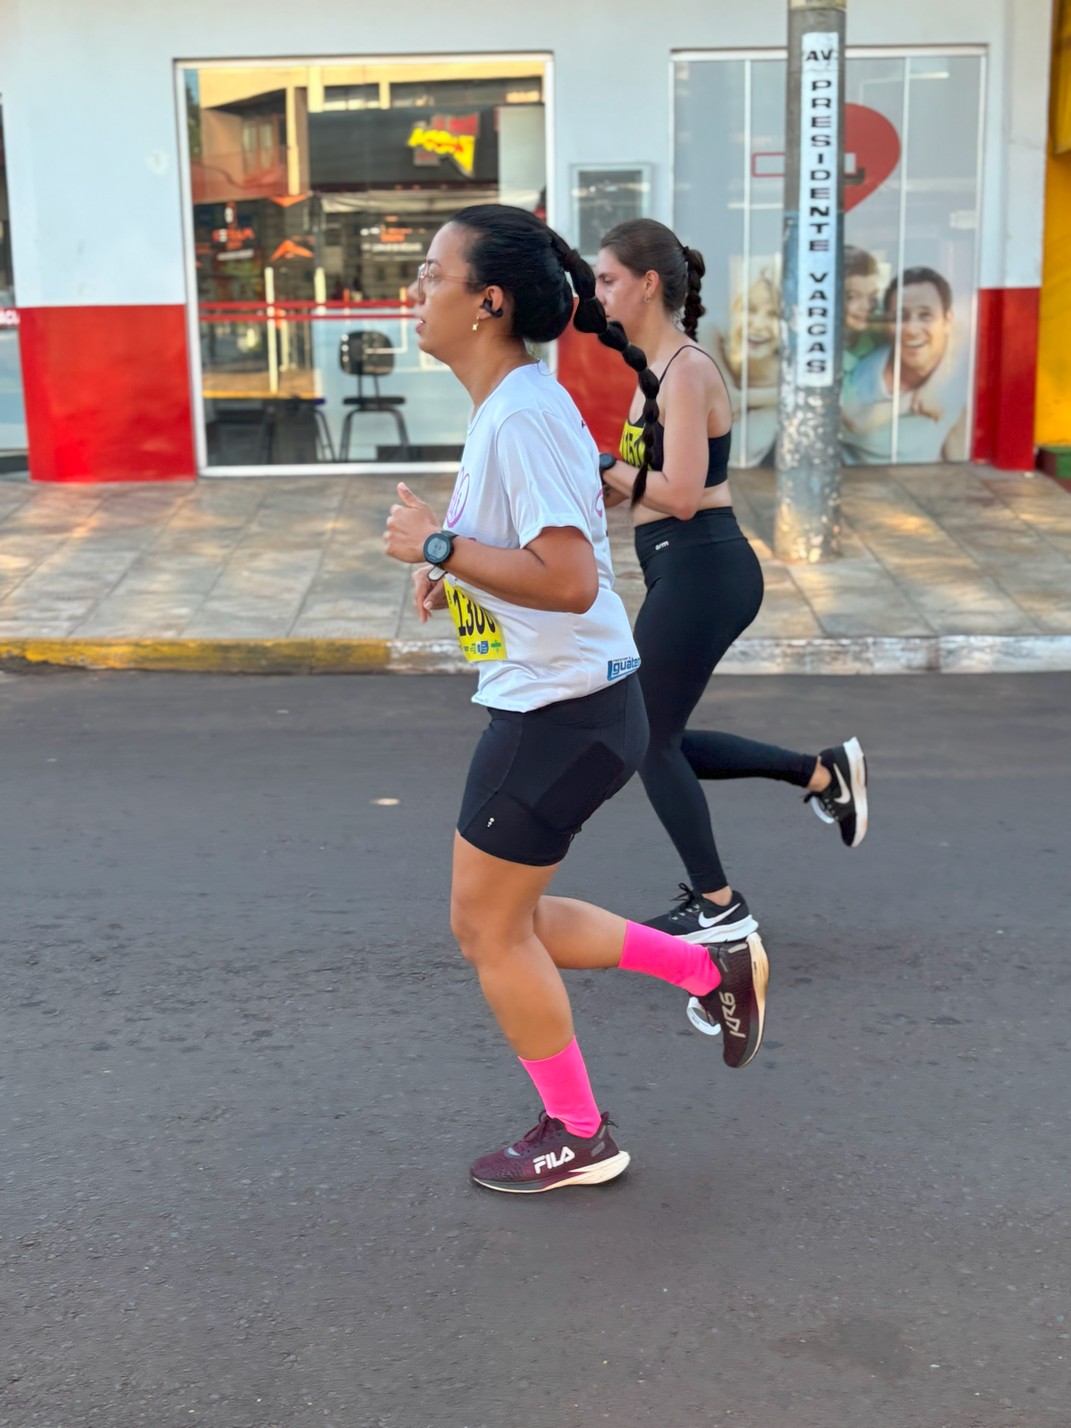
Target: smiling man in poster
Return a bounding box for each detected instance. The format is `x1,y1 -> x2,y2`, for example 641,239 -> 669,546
840,266 -> 968,464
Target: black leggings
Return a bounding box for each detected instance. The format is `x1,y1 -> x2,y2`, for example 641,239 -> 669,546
633,508 -> 816,892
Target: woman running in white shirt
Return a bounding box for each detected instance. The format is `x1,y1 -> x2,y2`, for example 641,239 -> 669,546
384,205 -> 767,1195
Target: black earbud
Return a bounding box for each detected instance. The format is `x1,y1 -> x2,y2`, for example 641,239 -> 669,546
482,297 -> 505,318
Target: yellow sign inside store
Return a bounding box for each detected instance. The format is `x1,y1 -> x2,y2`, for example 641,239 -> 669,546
407,115 -> 478,178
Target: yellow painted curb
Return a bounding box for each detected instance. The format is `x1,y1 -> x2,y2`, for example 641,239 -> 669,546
0,639 -> 392,675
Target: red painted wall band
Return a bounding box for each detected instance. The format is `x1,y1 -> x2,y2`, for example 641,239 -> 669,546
19,305 -> 196,482
972,287 -> 1040,472
16,292 -> 1039,481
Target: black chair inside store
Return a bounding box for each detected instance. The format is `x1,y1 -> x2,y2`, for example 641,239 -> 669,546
338,330 -> 411,461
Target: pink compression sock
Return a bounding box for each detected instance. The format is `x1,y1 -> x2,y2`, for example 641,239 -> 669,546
618,920 -> 722,997
519,1036 -> 602,1138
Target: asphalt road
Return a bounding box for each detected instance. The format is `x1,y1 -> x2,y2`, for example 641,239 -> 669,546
1,671 -> 1068,1428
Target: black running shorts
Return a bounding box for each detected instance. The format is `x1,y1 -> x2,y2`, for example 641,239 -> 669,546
457,674 -> 648,866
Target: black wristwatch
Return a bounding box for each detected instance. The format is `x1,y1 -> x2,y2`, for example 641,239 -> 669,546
423,529 -> 455,580
598,452 -> 616,474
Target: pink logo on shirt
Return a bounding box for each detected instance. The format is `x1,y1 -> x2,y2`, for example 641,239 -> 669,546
445,469 -> 471,529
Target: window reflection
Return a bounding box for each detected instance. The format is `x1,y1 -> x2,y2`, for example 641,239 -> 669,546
183,60 -> 547,469
673,52 -> 982,468
0,105 -> 27,454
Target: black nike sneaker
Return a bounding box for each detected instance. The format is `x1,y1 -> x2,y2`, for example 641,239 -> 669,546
643,883 -> 758,943
805,736 -> 869,848
686,933 -> 769,1069
469,1112 -> 630,1194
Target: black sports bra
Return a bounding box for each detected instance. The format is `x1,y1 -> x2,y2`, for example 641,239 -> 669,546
618,345 -> 731,488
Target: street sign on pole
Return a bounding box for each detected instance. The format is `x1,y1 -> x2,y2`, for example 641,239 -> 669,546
774,0 -> 847,563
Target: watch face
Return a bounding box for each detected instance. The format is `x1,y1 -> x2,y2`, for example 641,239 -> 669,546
426,533 -> 452,564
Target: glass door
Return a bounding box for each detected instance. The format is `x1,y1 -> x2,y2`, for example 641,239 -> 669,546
673,50 -> 984,467
0,101 -> 28,459
179,58 -> 549,474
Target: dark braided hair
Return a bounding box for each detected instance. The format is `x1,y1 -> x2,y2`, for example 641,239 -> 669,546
450,204 -> 661,506
681,246 -> 706,340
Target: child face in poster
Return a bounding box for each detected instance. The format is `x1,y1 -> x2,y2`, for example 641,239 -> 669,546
844,274 -> 879,334
708,266 -> 781,467
842,248 -> 886,377
726,273 -> 780,383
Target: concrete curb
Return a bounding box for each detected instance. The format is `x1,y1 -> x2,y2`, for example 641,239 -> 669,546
0,639 -> 391,675
3,633 -> 1071,676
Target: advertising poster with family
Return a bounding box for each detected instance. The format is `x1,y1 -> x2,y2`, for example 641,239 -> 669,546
680,52 -> 982,469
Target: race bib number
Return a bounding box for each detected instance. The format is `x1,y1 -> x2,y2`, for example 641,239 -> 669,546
619,420 -> 645,468
445,582 -> 507,662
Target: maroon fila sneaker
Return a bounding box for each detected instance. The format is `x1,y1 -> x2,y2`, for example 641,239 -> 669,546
469,1111 -> 630,1194
686,932 -> 769,1068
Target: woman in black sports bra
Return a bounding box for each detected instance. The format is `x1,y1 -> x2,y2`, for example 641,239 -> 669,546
596,219 -> 869,952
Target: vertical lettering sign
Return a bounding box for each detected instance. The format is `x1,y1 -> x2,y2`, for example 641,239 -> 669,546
796,32 -> 840,388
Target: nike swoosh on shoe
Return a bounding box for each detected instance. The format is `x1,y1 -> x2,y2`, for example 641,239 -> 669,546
697,903 -> 740,928
833,767 -> 852,805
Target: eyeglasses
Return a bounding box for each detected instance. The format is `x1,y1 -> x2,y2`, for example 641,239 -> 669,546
413,261 -> 472,302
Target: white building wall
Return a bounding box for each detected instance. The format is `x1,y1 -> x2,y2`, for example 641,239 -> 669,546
997,0 -> 1054,287
0,0 -> 1051,309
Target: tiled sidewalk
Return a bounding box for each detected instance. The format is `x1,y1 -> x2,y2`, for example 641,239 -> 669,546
1,463 -> 1069,672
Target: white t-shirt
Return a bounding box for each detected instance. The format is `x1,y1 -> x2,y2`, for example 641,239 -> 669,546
442,362 -> 640,713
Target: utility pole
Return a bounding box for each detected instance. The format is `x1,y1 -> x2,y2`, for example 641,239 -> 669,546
774,0 -> 847,563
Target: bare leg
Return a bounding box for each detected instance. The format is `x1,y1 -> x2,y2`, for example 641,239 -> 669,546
532,896 -> 628,970
808,757 -> 830,792
450,832 -> 573,1061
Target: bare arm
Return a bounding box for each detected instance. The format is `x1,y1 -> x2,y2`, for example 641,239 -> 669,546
604,354 -> 727,520
745,382 -> 780,410
384,484 -> 598,614
600,456 -> 682,517
942,410 -> 968,462
445,527 -> 598,614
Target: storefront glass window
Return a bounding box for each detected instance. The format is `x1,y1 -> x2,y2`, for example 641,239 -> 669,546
0,104 -> 27,455
180,59 -> 548,472
673,51 -> 983,467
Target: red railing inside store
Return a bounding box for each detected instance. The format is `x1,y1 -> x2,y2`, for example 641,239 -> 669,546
198,300 -> 416,325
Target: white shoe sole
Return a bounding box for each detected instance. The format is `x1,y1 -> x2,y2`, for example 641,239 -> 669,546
681,913 -> 759,945
472,1150 -> 631,1193
738,931 -> 770,1066
844,736 -> 868,847
810,736 -> 869,847
686,998 -> 723,1035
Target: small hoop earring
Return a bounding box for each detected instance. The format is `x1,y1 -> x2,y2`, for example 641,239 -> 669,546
644,295 -> 651,305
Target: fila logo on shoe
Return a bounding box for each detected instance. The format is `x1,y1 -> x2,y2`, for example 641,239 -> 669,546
533,1146 -> 576,1175
833,768 -> 852,805
718,990 -> 745,1039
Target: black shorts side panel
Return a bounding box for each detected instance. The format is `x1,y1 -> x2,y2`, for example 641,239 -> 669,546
458,675 -> 648,866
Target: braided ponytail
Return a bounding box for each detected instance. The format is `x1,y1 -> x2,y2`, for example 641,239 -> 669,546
548,232 -> 661,508
682,246 -> 707,340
